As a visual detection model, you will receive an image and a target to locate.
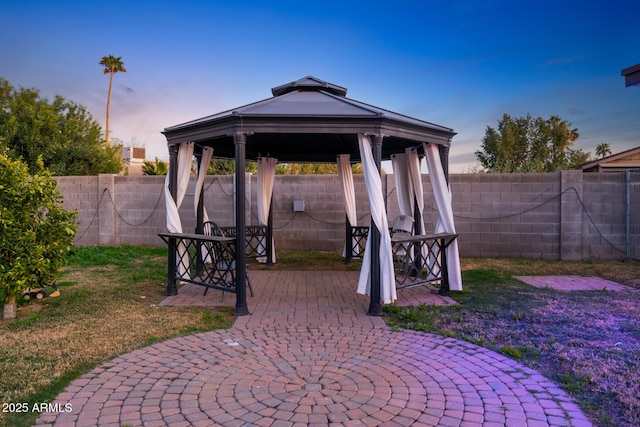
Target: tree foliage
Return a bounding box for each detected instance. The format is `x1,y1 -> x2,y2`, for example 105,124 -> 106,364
595,143 -> 612,159
475,113 -> 590,172
205,159 -> 362,175
142,157 -> 169,175
275,163 -> 363,174
207,159 -> 238,175
0,78 -> 122,175
0,154 -> 77,304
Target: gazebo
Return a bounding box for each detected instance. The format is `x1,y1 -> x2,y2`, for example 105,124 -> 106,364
161,76 -> 462,316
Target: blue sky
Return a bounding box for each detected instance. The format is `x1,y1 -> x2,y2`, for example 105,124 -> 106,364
1,0 -> 639,172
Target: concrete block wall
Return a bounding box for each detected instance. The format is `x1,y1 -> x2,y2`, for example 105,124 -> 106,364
54,176 -> 101,246
270,175 -> 371,251
449,173 -> 563,259
54,171 -> 630,261
580,172 -> 626,259
112,176 -> 167,246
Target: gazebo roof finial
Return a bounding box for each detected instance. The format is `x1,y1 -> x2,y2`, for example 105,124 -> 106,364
271,76 -> 348,97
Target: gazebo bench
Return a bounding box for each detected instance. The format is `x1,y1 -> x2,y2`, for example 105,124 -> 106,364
159,232 -> 245,297
346,227 -> 458,294
391,233 -> 458,295
204,222 -> 268,259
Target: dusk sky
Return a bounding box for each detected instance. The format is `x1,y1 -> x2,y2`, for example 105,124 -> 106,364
1,0 -> 638,172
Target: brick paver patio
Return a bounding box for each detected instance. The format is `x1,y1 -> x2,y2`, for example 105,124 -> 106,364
36,271 -> 593,426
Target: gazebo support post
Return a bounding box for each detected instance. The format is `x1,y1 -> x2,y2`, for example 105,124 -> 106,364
438,144 -> 451,295
345,215 -> 353,264
234,133 -> 250,316
413,193 -> 423,272
266,193 -> 274,265
166,144 -> 179,296
439,145 -> 450,184
195,152 -> 205,235
195,152 -> 205,276
367,134 -> 384,316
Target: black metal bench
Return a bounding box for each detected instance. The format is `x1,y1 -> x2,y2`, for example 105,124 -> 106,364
345,226 -> 370,262
391,233 -> 458,295
205,222 -> 268,259
159,232 -> 250,297
346,226 -> 458,294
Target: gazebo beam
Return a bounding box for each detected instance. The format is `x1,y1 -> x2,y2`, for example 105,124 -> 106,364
267,196 -> 274,265
234,132 -> 249,316
165,144 -> 179,296
439,145 -> 450,184
195,152 -> 205,235
367,135 -> 384,316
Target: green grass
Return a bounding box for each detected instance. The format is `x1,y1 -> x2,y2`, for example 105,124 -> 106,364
0,245 -> 233,427
384,260 -> 640,427
66,245 -> 167,267
2,249 -> 639,427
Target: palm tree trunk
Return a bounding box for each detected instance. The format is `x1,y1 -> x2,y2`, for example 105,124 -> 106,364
106,70 -> 114,146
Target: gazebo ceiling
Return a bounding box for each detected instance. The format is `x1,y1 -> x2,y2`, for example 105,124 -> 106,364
162,76 -> 456,163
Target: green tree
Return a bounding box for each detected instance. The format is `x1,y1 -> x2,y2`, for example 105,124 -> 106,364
142,157 -> 169,175
275,163 -> 363,174
595,143 -> 612,159
99,55 -> 127,145
475,113 -> 589,172
207,159 -> 237,175
206,160 -> 259,175
0,78 -> 122,175
204,159 -> 363,175
1,154 -> 77,319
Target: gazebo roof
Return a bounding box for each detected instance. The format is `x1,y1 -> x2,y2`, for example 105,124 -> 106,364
163,76 -> 456,163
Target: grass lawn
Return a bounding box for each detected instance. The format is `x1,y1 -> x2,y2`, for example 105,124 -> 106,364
385,257 -> 640,427
0,246 -> 234,427
1,247 -> 639,427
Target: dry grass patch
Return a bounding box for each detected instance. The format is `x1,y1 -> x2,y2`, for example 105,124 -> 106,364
0,246 -> 233,427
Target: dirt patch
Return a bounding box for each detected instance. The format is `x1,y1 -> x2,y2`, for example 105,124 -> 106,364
516,275 -> 637,291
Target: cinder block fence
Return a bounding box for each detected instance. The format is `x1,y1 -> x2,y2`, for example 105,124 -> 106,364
54,171 -> 628,261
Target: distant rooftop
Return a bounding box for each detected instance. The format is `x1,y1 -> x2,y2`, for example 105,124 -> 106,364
581,146 -> 640,172
621,63 -> 640,87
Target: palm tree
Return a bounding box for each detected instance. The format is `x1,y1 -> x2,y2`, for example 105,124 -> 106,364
99,55 -> 126,145
142,157 -> 169,175
596,143 -> 612,159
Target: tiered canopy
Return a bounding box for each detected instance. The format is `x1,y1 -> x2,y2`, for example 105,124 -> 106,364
163,76 -> 459,316
163,76 -> 456,162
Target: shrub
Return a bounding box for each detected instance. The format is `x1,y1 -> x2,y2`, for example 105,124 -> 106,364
0,154 -> 77,312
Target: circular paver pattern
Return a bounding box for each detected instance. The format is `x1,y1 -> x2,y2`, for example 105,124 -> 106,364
36,325 -> 592,427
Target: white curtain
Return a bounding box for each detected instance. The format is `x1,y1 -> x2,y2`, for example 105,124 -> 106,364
357,134 -> 396,304
194,147 -> 213,262
406,147 -> 425,236
164,142 -> 194,276
194,146 -> 213,225
257,157 -> 277,263
164,142 -> 194,234
337,154 -> 357,256
423,143 -> 462,291
391,153 -> 413,218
